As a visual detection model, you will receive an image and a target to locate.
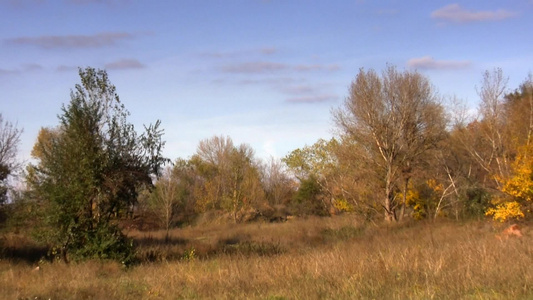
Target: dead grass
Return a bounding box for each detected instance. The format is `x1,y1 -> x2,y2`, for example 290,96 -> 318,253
1,215 -> 532,299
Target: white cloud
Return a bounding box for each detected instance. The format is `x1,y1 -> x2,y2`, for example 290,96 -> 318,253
431,4 -> 517,23
407,56 -> 471,70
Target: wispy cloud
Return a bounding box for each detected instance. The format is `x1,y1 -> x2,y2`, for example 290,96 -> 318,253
281,82 -> 339,104
221,61 -> 340,74
199,47 -> 278,59
431,4 -> 517,23
21,63 -> 43,71
407,56 -> 471,70
56,65 -> 78,72
66,0 -> 130,5
286,95 -> 338,104
105,58 -> 145,70
0,63 -> 43,75
221,62 -> 288,74
5,32 -> 136,49
281,85 -> 317,95
234,77 -> 301,86
377,9 -> 398,16
0,68 -> 17,76
1,0 -> 44,8
294,64 -> 340,72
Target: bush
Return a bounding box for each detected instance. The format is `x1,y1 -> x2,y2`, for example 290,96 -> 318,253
462,187 -> 491,219
65,223 -> 135,265
289,176 -> 329,216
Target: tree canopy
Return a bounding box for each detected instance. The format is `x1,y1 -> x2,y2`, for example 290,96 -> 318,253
27,67 -> 168,263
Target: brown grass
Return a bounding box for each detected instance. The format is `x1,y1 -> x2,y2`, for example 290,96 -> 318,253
1,215 -> 532,299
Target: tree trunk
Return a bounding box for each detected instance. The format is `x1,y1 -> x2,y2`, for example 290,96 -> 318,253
384,193 -> 397,222
399,177 -> 409,221
384,169 -> 397,222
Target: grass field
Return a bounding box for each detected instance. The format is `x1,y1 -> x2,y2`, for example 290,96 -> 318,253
1,215 -> 531,299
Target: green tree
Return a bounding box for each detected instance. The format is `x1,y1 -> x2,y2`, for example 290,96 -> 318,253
283,139 -> 340,215
28,67 -> 168,263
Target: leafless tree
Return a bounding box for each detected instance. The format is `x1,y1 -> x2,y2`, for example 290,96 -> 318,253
0,114 -> 23,204
334,66 -> 447,221
151,166 -> 179,241
260,156 -> 295,206
454,68 -> 510,189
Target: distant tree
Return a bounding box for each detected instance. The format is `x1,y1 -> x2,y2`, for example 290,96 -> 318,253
283,139 -> 341,215
290,175 -> 328,216
0,114 -> 22,204
28,67 -> 168,263
149,165 -> 180,241
260,157 -> 295,207
192,135 -> 265,222
333,65 -> 447,221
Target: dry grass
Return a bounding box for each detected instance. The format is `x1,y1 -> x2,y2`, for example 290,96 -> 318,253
1,215 -> 532,299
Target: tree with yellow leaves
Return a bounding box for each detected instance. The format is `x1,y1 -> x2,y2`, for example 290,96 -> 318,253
486,144 -> 532,221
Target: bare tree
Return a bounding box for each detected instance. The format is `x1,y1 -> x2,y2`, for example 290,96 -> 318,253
334,66 -> 447,221
0,114 -> 23,204
478,68 -> 509,182
150,166 -> 179,241
261,156 -> 295,206
454,68 -> 510,189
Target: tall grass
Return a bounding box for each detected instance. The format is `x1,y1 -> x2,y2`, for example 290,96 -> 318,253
1,216 -> 531,299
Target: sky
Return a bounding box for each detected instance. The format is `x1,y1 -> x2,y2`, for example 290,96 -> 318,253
1,0 -> 532,165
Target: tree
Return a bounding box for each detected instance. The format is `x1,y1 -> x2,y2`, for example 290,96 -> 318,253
283,139 -> 341,215
455,68 -> 510,189
149,166 -> 180,241
333,65 -> 447,221
260,156 -> 295,207
0,114 -> 22,204
191,135 -> 265,222
485,75 -> 533,221
28,67 -> 168,263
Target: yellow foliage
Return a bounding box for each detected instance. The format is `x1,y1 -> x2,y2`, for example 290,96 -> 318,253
333,198 -> 353,212
396,183 -> 425,220
396,184 -> 420,206
500,150 -> 533,202
426,179 -> 443,193
485,201 -> 525,222
487,144 -> 533,221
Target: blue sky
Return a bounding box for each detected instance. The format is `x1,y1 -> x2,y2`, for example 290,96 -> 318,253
1,0 -> 532,164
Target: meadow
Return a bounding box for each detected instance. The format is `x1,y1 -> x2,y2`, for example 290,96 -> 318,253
0,215 -> 531,300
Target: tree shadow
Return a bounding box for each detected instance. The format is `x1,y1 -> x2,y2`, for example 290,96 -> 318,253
0,245 -> 48,264
133,236 -> 188,247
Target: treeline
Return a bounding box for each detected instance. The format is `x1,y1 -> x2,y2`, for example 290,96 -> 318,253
143,66 -> 533,227
0,65 -> 532,263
